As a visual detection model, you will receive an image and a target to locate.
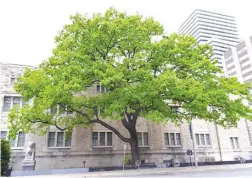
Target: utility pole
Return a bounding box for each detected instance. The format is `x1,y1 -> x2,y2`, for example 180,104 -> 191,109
189,119 -> 198,167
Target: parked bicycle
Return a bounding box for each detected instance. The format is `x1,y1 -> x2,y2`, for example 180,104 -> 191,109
170,159 -> 180,167
238,156 -> 246,164
155,159 -> 180,168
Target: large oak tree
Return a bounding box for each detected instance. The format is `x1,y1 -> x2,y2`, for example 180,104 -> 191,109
9,8 -> 252,163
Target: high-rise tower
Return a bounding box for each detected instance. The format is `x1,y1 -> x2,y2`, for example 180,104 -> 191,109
178,9 -> 240,69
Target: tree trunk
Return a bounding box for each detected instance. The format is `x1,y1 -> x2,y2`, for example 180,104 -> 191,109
92,112 -> 141,165
128,127 -> 140,165
130,139 -> 140,164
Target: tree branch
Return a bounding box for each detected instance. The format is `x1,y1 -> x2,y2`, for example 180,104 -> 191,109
92,114 -> 130,143
95,48 -> 106,59
84,79 -> 99,88
32,103 -> 131,143
121,116 -> 131,130
132,113 -> 138,127
175,110 -> 188,117
131,47 -> 137,59
28,117 -> 66,131
106,30 -> 117,55
54,124 -> 66,131
68,106 -> 92,120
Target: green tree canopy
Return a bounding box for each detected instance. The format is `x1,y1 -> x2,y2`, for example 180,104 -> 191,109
8,8 -> 252,162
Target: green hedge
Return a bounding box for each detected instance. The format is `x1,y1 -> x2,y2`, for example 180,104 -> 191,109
1,140 -> 11,176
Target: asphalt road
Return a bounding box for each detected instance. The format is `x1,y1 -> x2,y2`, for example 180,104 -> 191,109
111,168 -> 252,177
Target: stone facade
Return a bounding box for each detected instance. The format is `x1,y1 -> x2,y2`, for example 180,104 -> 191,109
1,62 -> 252,171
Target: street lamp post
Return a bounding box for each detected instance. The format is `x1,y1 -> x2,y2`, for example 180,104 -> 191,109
189,119 -> 198,167
123,144 -> 126,170
173,105 -> 198,167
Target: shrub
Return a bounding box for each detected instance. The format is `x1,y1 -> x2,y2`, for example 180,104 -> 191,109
124,153 -> 132,165
1,140 -> 11,176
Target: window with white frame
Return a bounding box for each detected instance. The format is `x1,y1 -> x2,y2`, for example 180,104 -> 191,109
2,96 -> 29,112
1,131 -> 7,140
92,132 -> 112,147
195,133 -> 211,146
47,132 -> 72,148
164,133 -> 181,146
137,132 -> 149,146
230,137 -> 240,149
9,132 -> 25,148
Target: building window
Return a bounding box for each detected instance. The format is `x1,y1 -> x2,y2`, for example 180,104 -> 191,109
164,133 -> 181,146
230,137 -> 240,149
238,50 -> 248,58
228,71 -> 236,77
50,105 -> 74,115
48,132 -> 56,147
0,131 -> 7,140
205,134 -> 211,145
176,133 -> 181,145
50,105 -> 58,114
99,132 -> 105,146
96,84 -> 106,93
56,132 -> 64,147
2,96 -> 29,112
3,97 -> 12,112
47,132 -> 72,148
200,134 -> 206,145
195,133 -> 211,146
107,132 -> 112,146
143,132 -> 148,145
0,131 -> 25,148
17,132 -> 25,147
9,132 -> 25,148
92,132 -> 112,147
137,132 -> 149,146
13,97 -> 21,107
10,77 -> 17,85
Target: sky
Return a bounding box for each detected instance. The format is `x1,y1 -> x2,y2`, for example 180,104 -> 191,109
0,0 -> 251,66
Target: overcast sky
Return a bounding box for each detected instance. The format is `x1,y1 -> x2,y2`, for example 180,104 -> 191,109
0,0 -> 251,66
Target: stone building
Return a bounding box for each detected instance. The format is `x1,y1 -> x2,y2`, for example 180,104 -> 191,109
1,62 -> 252,171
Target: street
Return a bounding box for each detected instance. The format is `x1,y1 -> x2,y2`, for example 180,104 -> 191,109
111,168 -> 252,177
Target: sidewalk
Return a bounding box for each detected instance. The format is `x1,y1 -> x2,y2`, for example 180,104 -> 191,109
85,163 -> 252,177
9,163 -> 252,178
